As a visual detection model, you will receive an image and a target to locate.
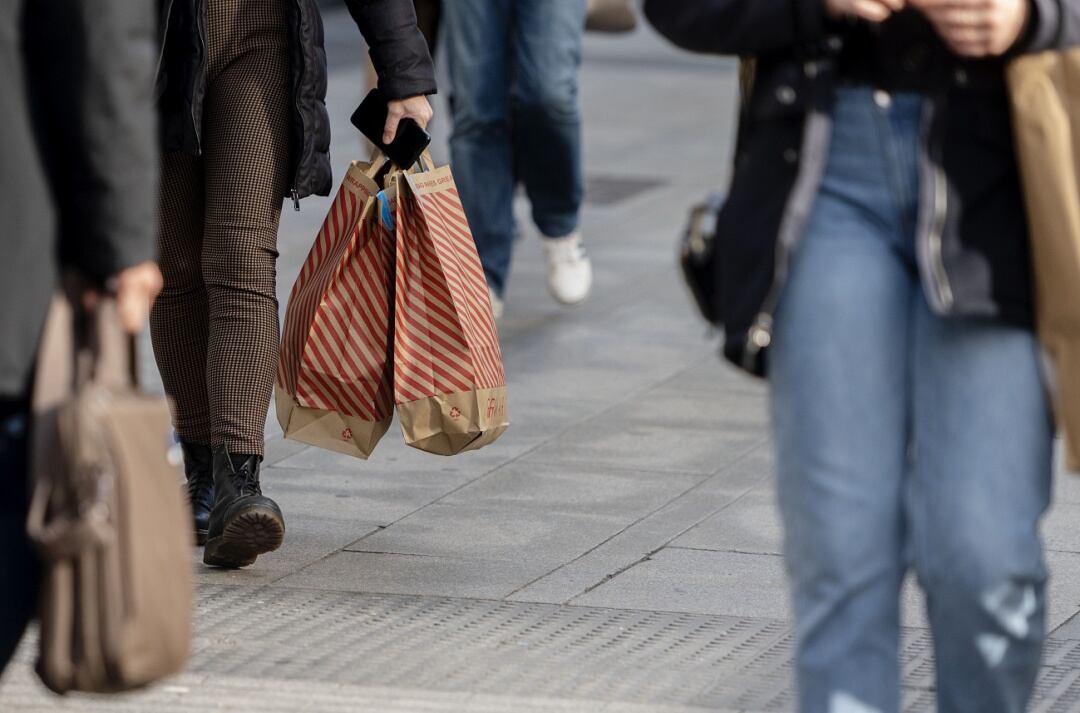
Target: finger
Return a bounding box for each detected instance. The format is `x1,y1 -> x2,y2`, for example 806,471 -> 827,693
117,293 -> 148,334
406,106 -> 432,130
383,109 -> 402,144
940,28 -> 990,56
852,0 -> 894,22
877,0 -> 906,12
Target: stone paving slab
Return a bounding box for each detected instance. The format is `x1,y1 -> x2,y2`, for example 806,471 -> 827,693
0,671 -> 738,713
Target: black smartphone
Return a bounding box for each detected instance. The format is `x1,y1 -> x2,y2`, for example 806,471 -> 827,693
350,88 -> 432,169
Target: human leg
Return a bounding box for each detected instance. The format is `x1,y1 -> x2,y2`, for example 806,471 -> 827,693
511,0 -> 590,305
0,397 -> 35,675
200,0 -> 291,458
442,0 -> 515,295
0,0 -> 51,670
198,0 -> 291,567
770,89 -> 925,713
511,0 -> 585,240
152,153 -> 212,448
909,301 -> 1053,713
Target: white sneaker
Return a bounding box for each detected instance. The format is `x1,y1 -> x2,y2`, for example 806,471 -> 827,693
543,232 -> 592,306
488,287 -> 505,321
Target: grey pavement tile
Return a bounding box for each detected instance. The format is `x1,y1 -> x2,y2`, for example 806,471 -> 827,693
659,357 -> 771,397
263,466 -> 472,525
273,551 -> 541,599
571,548 -> 930,629
1044,501 -> 1080,553
191,514 -> 381,587
263,437 -> 309,467
509,338 -> 706,391
273,422 -> 541,479
1052,463 -> 1080,505
1048,551 -> 1080,632
509,445 -> 775,604
441,461 -> 704,517
613,385 -> 771,434
573,548 -> 791,619
344,502 -> 634,568
672,489 -> 783,556
521,417 -> 762,476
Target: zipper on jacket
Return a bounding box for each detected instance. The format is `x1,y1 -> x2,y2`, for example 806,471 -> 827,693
927,162 -> 953,309
155,0 -> 176,84
742,109 -> 834,372
191,0 -> 206,153
916,99 -> 954,312
290,0 -> 307,204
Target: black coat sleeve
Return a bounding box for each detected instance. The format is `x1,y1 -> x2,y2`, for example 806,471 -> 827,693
344,0 -> 437,99
24,0 -> 159,281
643,0 -> 831,56
1023,0 -> 1080,51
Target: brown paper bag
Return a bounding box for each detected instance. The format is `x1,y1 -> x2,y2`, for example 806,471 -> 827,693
1008,51 -> 1080,471
276,158 -> 395,458
383,160 -> 509,455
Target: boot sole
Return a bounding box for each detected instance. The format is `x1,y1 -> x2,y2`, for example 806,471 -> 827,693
203,506 -> 284,569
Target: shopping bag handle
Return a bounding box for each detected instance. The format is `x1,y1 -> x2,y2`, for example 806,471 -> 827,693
416,151 -> 436,173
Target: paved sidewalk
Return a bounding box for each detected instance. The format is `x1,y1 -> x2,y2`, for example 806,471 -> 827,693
6,12 -> 1080,713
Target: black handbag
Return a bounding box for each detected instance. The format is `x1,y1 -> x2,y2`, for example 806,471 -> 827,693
678,191 -> 724,326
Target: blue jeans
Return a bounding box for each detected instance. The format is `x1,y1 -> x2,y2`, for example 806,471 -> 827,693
442,0 -> 586,296
0,398 -> 35,674
770,88 -> 1054,713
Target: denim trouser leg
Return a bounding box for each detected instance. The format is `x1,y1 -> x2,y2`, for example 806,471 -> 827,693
770,88 -> 1053,713
443,0 -> 515,295
444,0 -> 585,295
511,0 -> 585,240
0,399 -> 36,675
910,305 -> 1052,713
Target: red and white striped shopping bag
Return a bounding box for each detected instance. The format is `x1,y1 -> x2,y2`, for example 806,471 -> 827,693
275,159 -> 395,458
384,162 -> 509,455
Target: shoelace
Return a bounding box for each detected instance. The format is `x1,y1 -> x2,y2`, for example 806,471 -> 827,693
549,242 -> 588,266
187,471 -> 214,505
234,461 -> 262,497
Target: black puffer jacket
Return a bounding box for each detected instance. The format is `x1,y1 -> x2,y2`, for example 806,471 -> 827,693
645,0 -> 1080,376
157,0 -> 436,202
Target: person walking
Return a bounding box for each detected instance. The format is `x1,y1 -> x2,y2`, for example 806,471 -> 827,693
0,0 -> 162,675
647,0 -> 1076,711
442,0 -> 593,319
155,0 -> 435,568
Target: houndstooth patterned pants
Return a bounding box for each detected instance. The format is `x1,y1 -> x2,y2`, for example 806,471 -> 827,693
151,0 -> 291,457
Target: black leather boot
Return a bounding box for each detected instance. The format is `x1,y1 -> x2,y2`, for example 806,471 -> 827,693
203,446 -> 285,569
181,441 -> 214,546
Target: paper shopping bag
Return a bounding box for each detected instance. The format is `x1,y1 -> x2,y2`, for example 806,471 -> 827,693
384,162 -> 509,455
1009,52 -> 1080,471
276,158 -> 395,458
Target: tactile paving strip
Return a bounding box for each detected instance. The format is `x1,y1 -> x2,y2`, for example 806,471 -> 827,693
7,585 -> 1080,712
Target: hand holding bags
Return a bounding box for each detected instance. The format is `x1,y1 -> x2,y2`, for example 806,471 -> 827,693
29,290 -> 192,693
277,152 -> 508,458
1008,52 -> 1080,471
276,157 -> 395,458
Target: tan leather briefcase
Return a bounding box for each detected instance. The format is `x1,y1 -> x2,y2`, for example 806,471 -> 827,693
28,291 -> 192,693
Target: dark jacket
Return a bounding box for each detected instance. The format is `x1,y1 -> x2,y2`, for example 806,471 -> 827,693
645,0 -> 1080,376
156,0 -> 436,203
0,0 -> 158,397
